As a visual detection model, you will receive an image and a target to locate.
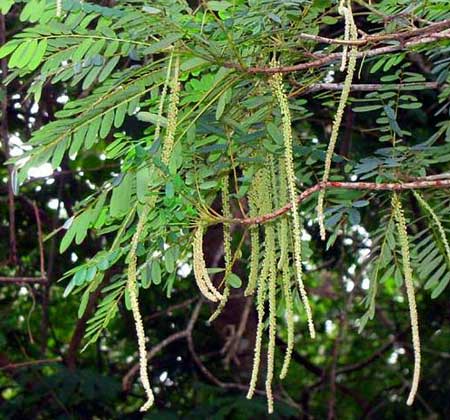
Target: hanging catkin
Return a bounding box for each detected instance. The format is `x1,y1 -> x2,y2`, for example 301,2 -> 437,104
265,223 -> 277,414
270,69 -> 315,339
126,56 -> 180,411
317,0 -> 358,240
245,170 -> 262,296
278,161 -> 294,379
392,193 -> 421,406
413,191 -> 450,267
247,166 -> 273,400
208,176 -> 233,322
154,50 -> 174,142
193,223 -> 223,302
127,205 -> 154,411
56,0 -> 62,17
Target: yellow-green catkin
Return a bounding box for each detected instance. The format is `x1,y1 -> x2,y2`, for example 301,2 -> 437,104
414,191 -> 450,266
154,51 -> 174,142
208,176 -> 232,322
392,193 -> 421,406
127,205 -> 154,411
161,56 -> 180,165
56,0 -> 62,17
244,170 -> 262,296
278,161 -> 294,380
270,70 -> 315,339
126,56 -> 181,411
338,0 -> 352,71
265,225 -> 277,414
193,223 -> 223,302
247,166 -> 273,400
264,157 -> 277,413
317,0 -> 358,241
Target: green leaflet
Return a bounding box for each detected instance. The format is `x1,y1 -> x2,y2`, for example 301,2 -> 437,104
110,173 -> 133,218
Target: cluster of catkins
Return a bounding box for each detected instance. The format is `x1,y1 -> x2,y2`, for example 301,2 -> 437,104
192,69 -> 319,412
124,1 -> 427,411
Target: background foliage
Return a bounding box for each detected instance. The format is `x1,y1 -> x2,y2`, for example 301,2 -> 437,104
1,0 -> 450,418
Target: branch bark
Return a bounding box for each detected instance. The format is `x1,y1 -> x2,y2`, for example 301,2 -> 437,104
0,14 -> 17,266
224,179 -> 450,226
224,26 -> 450,74
0,277 -> 47,284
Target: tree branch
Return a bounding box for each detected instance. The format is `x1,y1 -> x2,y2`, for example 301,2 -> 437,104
224,179 -> 450,226
122,299 -> 203,392
0,357 -> 61,371
0,277 -> 47,284
291,82 -> 442,96
295,18 -> 450,46
0,14 -> 17,266
224,26 -> 450,74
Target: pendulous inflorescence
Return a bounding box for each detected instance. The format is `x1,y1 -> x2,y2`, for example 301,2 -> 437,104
413,191 -> 450,267
392,193 -> 421,406
317,0 -> 358,241
193,223 -> 223,302
208,175 -> 233,323
269,68 -> 315,339
244,171 -> 262,297
277,161 -> 295,380
247,165 -> 274,402
126,55 -> 181,411
56,0 -> 62,17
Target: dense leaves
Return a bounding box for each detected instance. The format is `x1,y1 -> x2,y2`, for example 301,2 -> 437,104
1,0 -> 450,418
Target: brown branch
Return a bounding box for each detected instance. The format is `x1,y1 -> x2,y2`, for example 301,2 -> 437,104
225,179 -> 450,226
292,82 -> 442,96
0,357 -> 61,371
0,277 -> 47,284
144,297 -> 197,322
296,19 -> 450,46
0,14 -> 17,266
65,276 -> 110,370
224,28 -> 450,74
122,299 -> 203,392
187,303 -> 303,412
276,336 -> 368,409
223,296 -> 252,367
122,329 -> 189,391
31,200 -> 46,278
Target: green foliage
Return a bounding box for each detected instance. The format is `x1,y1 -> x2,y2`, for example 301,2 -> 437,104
2,0 -> 450,417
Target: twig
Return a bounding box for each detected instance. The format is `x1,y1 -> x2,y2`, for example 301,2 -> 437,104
291,82 -> 442,96
122,299 -> 202,392
122,329 -> 189,391
223,179 -> 450,226
224,29 -> 450,74
0,357 -> 61,371
0,14 -> 17,266
296,18 -> 450,46
144,297 -> 197,321
223,296 -> 252,367
66,275 -> 110,370
0,277 -> 47,284
31,201 -> 46,277
187,307 -> 302,412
